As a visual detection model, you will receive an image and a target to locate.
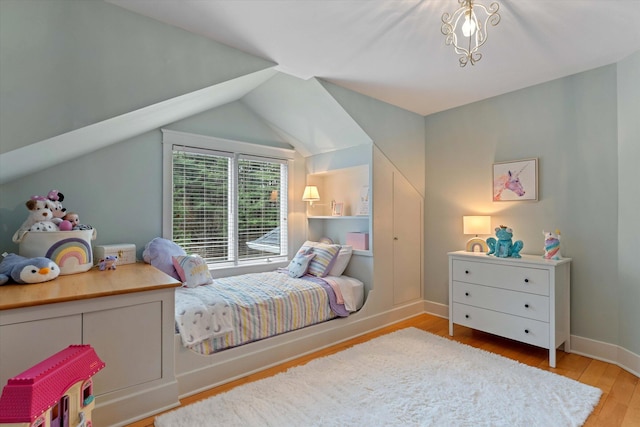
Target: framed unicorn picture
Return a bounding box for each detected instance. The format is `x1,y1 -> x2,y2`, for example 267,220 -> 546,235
492,158 -> 538,202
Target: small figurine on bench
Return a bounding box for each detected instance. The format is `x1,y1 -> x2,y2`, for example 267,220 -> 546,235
98,255 -> 118,271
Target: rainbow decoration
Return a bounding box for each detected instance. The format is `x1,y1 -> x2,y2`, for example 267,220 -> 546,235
466,237 -> 489,253
45,237 -> 92,273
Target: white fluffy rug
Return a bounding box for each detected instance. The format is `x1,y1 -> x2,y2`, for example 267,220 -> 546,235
155,328 -> 601,427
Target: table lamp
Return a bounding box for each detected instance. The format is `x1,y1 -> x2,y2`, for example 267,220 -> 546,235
463,215 -> 491,252
302,185 -> 320,206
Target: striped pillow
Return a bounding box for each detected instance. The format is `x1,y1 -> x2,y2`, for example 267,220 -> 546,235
299,241 -> 341,277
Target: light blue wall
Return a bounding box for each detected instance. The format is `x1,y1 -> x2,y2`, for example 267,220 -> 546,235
617,51 -> 640,355
0,101 -> 291,257
0,0 -> 273,154
0,0 -> 275,255
0,0 -> 424,261
321,82 -> 426,196
424,63 -> 635,352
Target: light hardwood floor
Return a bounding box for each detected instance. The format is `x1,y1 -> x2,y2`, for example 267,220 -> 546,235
127,313 -> 639,427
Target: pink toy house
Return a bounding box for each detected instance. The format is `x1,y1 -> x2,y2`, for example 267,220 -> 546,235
0,345 -> 105,427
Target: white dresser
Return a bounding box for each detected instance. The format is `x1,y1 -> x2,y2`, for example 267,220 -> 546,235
448,251 -> 571,367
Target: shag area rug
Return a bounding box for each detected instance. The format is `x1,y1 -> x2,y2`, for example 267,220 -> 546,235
155,328 -> 601,427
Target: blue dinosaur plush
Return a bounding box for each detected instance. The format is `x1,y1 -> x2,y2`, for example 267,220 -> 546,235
486,225 -> 523,258
0,253 -> 60,285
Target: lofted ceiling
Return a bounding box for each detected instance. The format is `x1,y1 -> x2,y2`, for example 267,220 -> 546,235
106,0 -> 640,116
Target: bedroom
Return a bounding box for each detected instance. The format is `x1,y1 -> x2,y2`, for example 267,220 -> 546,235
0,0 -> 638,426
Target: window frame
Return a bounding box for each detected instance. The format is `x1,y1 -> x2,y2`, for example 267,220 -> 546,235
162,129 -> 295,270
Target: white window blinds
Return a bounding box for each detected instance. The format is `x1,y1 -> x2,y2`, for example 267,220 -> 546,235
172,146 -> 288,266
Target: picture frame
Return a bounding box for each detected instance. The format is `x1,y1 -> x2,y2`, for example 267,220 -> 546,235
492,158 -> 538,202
332,202 -> 344,216
356,185 -> 370,216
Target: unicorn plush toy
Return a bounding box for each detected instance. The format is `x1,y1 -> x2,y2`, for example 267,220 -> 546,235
543,230 -> 562,260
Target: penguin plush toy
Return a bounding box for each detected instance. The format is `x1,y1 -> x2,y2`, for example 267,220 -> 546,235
0,253 -> 60,285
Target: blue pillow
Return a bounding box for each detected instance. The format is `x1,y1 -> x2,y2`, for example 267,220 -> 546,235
287,252 -> 315,278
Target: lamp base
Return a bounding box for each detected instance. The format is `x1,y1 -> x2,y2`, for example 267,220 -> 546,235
466,237 -> 488,253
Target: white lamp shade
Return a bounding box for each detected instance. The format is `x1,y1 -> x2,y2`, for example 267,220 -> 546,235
463,216 -> 491,235
302,185 -> 320,202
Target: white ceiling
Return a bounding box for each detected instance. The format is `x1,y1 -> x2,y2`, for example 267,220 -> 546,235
107,0 -> 640,116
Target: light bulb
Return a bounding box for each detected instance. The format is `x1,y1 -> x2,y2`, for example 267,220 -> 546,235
462,11 -> 476,37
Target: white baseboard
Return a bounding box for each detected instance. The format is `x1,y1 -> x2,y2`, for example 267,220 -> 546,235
423,300 -> 448,318
426,300 -> 640,378
570,335 -> 640,378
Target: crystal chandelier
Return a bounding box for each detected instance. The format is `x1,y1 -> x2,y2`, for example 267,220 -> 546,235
441,0 -> 501,67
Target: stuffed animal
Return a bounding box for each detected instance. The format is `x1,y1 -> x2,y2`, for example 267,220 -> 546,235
60,212 -> 80,231
18,198 -> 57,232
0,253 -> 60,285
29,221 -> 58,232
45,190 -> 67,225
486,225 -> 524,258
143,237 -> 187,280
543,229 -> 562,260
98,255 -> 118,271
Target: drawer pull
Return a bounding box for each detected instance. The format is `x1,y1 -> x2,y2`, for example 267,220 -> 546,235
465,292 -> 470,297
524,278 -> 529,283
465,270 -> 469,274
524,303 -> 530,308
524,329 -> 530,334
465,314 -> 470,319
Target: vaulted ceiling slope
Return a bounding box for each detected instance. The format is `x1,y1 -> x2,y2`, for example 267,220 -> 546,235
0,0 -> 373,184
106,0 -> 640,116
242,73 -> 372,157
0,69 -> 274,184
0,69 -> 372,184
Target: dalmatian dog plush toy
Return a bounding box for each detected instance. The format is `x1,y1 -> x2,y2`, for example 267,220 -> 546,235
18,198 -> 58,233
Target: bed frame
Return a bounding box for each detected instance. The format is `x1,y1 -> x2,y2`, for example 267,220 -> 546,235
172,255 -> 425,399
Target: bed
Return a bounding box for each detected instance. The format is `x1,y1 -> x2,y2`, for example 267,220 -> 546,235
143,238 -> 365,356
174,270 -> 364,355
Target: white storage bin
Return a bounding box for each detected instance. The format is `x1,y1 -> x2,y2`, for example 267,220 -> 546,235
12,228 -> 97,275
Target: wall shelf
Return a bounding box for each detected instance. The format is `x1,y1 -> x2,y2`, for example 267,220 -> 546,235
305,151 -> 372,256
307,215 -> 369,219
352,249 -> 373,257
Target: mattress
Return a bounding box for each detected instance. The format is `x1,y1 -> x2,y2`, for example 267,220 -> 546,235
175,270 -> 364,355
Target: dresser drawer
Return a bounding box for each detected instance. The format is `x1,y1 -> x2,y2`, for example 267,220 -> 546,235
452,282 -> 550,322
452,259 -> 549,296
452,303 -> 550,348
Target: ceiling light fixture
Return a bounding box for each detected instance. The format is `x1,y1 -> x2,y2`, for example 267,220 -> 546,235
441,0 -> 501,67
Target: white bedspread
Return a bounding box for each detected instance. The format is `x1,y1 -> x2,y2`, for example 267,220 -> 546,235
175,286 -> 233,347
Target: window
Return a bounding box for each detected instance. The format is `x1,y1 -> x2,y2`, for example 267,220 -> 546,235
163,131 -> 293,268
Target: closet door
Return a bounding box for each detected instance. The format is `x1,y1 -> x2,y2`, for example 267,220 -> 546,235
392,171 -> 423,305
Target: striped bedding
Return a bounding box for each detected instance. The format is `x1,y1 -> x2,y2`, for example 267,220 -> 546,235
176,270 -> 350,355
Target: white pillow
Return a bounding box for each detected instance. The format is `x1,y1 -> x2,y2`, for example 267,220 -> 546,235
328,245 -> 353,276
337,276 -> 365,312
324,275 -> 365,312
